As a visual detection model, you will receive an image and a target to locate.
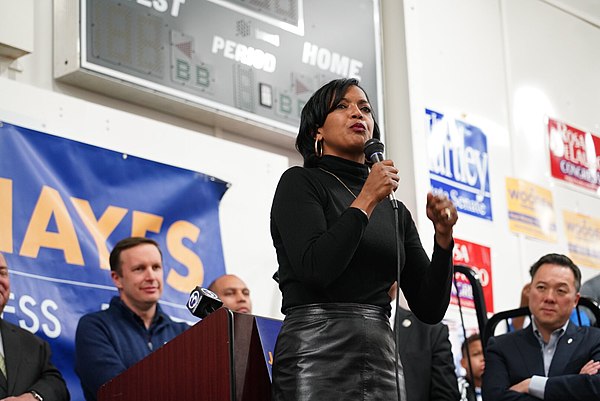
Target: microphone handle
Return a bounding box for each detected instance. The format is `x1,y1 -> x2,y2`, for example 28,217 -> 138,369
370,153 -> 398,209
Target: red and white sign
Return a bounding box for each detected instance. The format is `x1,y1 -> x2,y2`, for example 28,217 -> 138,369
548,117 -> 600,191
451,238 -> 494,313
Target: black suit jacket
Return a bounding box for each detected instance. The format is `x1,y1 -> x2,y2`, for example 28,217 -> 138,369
482,321 -> 600,401
396,308 -> 460,401
0,319 -> 69,400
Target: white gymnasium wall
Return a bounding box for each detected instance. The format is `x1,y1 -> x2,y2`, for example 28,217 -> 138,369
502,0 -> 600,287
388,0 -> 520,315
1,0 -> 599,324
380,0 -> 600,320
376,0 -> 600,371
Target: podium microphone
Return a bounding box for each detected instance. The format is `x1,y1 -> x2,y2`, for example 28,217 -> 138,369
364,138 -> 398,209
187,286 -> 223,318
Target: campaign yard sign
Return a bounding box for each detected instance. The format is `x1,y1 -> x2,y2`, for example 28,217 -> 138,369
426,109 -> 492,221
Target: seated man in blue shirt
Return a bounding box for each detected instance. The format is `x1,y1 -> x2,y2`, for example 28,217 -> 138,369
483,253 -> 600,401
75,237 -> 189,401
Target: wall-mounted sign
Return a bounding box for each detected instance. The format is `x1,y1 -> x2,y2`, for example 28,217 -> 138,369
505,177 -> 557,242
452,238 -> 494,313
426,109 -> 493,221
563,210 -> 600,269
548,117 -> 600,192
54,0 -> 383,139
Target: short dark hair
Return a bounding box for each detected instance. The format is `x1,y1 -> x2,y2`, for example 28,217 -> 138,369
461,333 -> 480,357
109,237 -> 162,275
529,253 -> 581,292
295,78 -> 381,167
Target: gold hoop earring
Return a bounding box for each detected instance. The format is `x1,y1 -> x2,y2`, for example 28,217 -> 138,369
314,138 -> 323,158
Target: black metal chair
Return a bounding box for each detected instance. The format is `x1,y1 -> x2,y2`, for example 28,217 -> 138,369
453,265 -> 489,351
453,265 -> 489,334
575,296 -> 600,326
453,264 -> 491,387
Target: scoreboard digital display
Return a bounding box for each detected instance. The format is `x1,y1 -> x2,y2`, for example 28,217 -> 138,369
55,0 -> 382,136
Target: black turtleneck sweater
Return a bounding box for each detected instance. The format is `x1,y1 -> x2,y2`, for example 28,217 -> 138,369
270,155 -> 453,322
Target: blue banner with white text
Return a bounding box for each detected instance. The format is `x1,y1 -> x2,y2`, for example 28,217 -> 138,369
0,122 -> 229,400
426,109 -> 493,221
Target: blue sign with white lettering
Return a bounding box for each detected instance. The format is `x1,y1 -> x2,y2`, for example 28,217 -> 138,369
426,109 -> 493,221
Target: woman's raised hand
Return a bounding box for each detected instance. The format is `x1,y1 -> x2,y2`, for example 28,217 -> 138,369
426,193 -> 457,249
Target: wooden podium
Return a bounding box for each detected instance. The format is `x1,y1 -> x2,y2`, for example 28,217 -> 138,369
97,308 -> 276,401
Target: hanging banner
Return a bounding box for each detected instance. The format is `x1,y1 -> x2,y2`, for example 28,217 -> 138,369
426,109 -> 493,221
548,117 -> 600,192
451,238 -> 494,313
0,122 -> 229,401
505,177 -> 557,242
563,210 -> 600,269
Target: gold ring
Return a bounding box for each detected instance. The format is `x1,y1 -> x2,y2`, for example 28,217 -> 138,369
444,208 -> 452,220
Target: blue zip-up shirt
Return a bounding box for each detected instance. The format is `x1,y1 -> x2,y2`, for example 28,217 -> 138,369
75,296 -> 189,401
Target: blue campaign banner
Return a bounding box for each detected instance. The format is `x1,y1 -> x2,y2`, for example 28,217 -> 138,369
426,109 -> 493,221
255,316 -> 282,381
0,121 -> 229,400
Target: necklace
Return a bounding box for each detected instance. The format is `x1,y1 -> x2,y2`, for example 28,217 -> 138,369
318,168 -> 357,199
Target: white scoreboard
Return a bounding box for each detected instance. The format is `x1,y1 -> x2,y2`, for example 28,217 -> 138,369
54,0 -> 383,143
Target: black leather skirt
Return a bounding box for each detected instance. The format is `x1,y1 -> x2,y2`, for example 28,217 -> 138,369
272,303 -> 406,401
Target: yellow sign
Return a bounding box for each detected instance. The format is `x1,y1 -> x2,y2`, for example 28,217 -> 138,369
505,178 -> 557,242
563,210 -> 600,269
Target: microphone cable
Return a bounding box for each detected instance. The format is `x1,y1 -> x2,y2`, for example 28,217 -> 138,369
392,204 -> 403,401
364,138 -> 403,401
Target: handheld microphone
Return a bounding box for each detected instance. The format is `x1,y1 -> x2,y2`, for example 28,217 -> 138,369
187,286 -> 223,318
364,138 -> 398,209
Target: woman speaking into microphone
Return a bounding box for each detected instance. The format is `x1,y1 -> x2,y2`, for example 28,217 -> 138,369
270,78 -> 457,401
